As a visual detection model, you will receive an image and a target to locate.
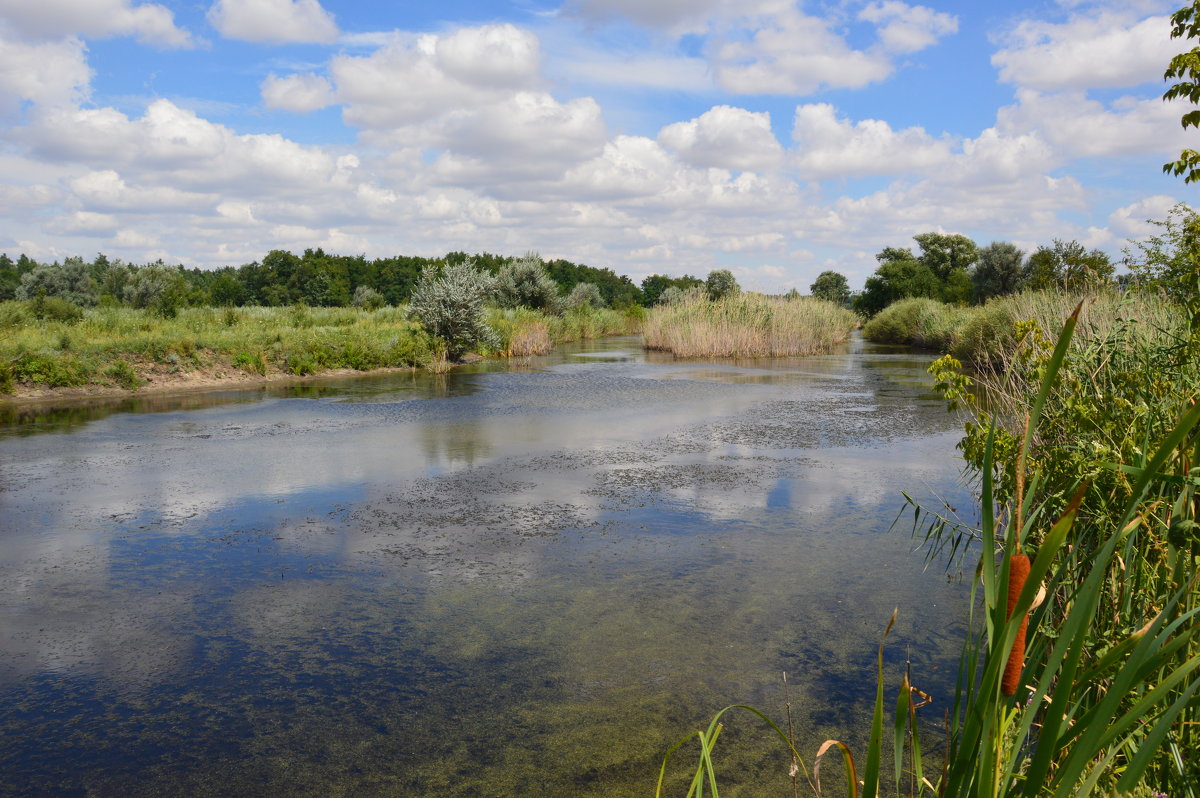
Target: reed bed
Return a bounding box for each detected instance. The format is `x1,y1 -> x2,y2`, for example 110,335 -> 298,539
486,305 -> 640,357
863,288 -> 1180,366
643,293 -> 857,358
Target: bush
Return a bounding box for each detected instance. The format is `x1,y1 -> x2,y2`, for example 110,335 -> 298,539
861,297 -> 967,351
29,295 -> 84,323
16,258 -> 99,307
352,285 -> 386,310
565,281 -> 604,310
408,261 -> 499,360
494,253 -> 563,313
104,360 -> 144,391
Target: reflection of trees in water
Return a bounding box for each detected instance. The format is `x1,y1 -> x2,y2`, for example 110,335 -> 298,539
418,416 -> 492,467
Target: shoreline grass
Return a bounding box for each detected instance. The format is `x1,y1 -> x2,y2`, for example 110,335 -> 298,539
643,293 -> 858,358
0,301 -> 642,399
862,288 -> 1181,366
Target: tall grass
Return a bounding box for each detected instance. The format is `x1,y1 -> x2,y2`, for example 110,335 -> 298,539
659,302 -> 1200,796
0,300 -> 647,394
0,302 -> 437,393
862,288 -> 1180,366
644,293 -> 858,358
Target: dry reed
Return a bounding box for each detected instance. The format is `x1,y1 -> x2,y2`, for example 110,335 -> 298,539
643,293 -> 857,358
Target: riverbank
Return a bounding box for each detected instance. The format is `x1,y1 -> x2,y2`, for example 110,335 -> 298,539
0,302 -> 640,404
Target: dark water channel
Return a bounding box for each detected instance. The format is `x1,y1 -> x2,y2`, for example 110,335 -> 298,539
0,334 -> 974,797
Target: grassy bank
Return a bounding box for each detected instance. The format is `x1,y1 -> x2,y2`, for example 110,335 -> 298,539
0,301 -> 641,397
487,305 -> 643,357
862,288 -> 1181,365
643,293 -> 857,358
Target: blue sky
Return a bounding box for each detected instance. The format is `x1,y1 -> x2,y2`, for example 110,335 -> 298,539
0,0 -> 1192,291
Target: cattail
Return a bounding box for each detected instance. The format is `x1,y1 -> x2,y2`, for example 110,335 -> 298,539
1001,553 -> 1031,697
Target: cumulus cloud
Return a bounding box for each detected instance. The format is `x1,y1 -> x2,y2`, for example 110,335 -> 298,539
992,12 -> 1172,90
1108,195 -> 1180,237
20,100 -> 339,194
658,106 -> 783,172
562,0 -> 763,34
207,0 -> 337,44
995,89 -> 1188,159
0,0 -> 192,48
69,170 -> 216,212
712,9 -> 893,94
261,73 -> 335,112
0,32 -> 91,116
45,211 -> 118,236
333,24 -> 541,129
790,104 -> 953,179
858,1 -> 958,54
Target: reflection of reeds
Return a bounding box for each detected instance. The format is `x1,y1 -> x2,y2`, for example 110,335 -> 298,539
643,293 -> 857,358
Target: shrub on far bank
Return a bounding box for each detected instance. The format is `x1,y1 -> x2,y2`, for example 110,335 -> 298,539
861,297 -> 968,352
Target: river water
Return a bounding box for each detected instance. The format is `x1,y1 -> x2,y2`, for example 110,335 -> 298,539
0,334 -> 974,797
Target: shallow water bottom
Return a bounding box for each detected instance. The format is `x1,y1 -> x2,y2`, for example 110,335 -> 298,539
0,336 -> 973,796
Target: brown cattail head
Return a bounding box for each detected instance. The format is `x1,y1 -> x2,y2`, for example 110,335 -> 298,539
1001,553 -> 1031,697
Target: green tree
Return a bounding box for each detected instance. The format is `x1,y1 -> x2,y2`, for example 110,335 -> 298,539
855,258 -> 941,315
913,232 -> 978,281
1024,239 -> 1114,290
971,241 -> 1026,302
1124,202 -> 1200,301
0,253 -> 17,301
809,270 -> 851,305
1164,1 -> 1200,182
705,269 -> 739,300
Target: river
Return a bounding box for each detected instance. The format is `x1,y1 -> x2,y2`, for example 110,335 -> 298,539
0,333 -> 973,797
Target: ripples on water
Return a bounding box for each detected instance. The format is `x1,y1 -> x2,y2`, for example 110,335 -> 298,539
0,334 -> 974,797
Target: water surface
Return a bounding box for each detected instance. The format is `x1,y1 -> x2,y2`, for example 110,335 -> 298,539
0,334 -> 973,797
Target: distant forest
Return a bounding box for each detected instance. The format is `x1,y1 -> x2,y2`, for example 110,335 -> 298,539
0,249 -> 706,312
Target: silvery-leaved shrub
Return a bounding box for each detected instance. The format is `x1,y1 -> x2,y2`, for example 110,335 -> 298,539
16,258 -> 99,307
494,252 -> 563,313
566,282 -> 604,310
408,261 -> 499,360
351,285 -> 385,310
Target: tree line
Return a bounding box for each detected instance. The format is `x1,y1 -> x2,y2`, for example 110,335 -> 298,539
808,231 -> 1123,315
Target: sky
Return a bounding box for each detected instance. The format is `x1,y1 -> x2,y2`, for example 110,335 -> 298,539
0,0 -> 1194,292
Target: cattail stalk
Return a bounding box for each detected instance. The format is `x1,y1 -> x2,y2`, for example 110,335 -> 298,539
1001,553 -> 1031,696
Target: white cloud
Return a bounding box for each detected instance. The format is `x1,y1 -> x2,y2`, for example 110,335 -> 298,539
207,0 -> 337,44
858,1 -> 958,54
261,73 -> 335,112
69,170 -> 216,212
992,12 -> 1172,90
712,9 -> 893,95
995,89 -> 1188,159
45,211 -> 118,236
0,32 -> 90,116
333,25 -> 541,129
20,100 -> 340,196
556,55 -> 710,91
0,0 -> 192,48
790,103 -> 953,179
1108,195 -> 1180,237
562,0 -> 760,34
658,105 -> 783,172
